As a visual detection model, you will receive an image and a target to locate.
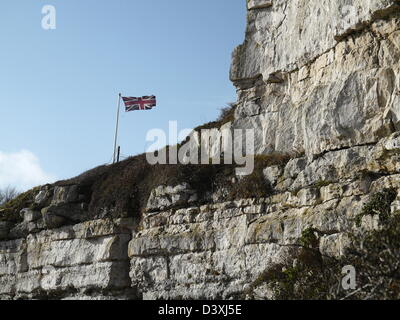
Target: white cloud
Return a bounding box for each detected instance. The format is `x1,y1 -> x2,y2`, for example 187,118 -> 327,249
0,150 -> 56,191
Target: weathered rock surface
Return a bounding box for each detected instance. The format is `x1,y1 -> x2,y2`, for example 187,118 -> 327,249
1,0 -> 400,300
231,0 -> 400,157
0,218 -> 136,300
127,135 -> 400,299
146,183 -> 198,212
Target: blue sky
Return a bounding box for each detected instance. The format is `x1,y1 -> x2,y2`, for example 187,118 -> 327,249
0,0 -> 246,190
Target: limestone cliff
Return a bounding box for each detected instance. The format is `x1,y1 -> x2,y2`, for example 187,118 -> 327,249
1,0 -> 400,300
230,0 -> 400,157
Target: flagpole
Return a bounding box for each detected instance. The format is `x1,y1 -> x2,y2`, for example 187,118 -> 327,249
112,93 -> 122,163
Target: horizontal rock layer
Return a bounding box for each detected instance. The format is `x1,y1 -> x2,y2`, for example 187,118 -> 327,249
1,132 -> 400,299
0,219 -> 136,299
128,133 -> 400,299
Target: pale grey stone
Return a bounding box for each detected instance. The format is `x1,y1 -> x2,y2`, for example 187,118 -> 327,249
20,209 -> 41,223
247,0 -> 273,10
263,165 -> 282,186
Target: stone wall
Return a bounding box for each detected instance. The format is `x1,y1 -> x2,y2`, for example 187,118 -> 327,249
1,132 -> 400,299
0,218 -> 136,300
230,0 -> 400,157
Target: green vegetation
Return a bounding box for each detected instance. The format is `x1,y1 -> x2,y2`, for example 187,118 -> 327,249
355,188 -> 397,226
299,228 -> 319,249
248,188 -> 400,300
0,187 -> 40,223
245,244 -> 334,299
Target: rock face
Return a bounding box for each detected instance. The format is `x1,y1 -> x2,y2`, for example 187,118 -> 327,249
231,0 -> 400,157
128,134 -> 400,299
1,0 -> 400,299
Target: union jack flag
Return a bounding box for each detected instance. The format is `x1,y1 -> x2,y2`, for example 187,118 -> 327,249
122,96 -> 157,112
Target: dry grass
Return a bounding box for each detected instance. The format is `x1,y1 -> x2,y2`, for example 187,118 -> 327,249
53,151 -> 294,219
216,103 -> 236,125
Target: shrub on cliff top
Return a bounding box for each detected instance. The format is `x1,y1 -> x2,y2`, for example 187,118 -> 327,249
216,103 -> 236,125
57,151 -> 231,217
55,151 -> 293,218
0,187 -> 38,223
